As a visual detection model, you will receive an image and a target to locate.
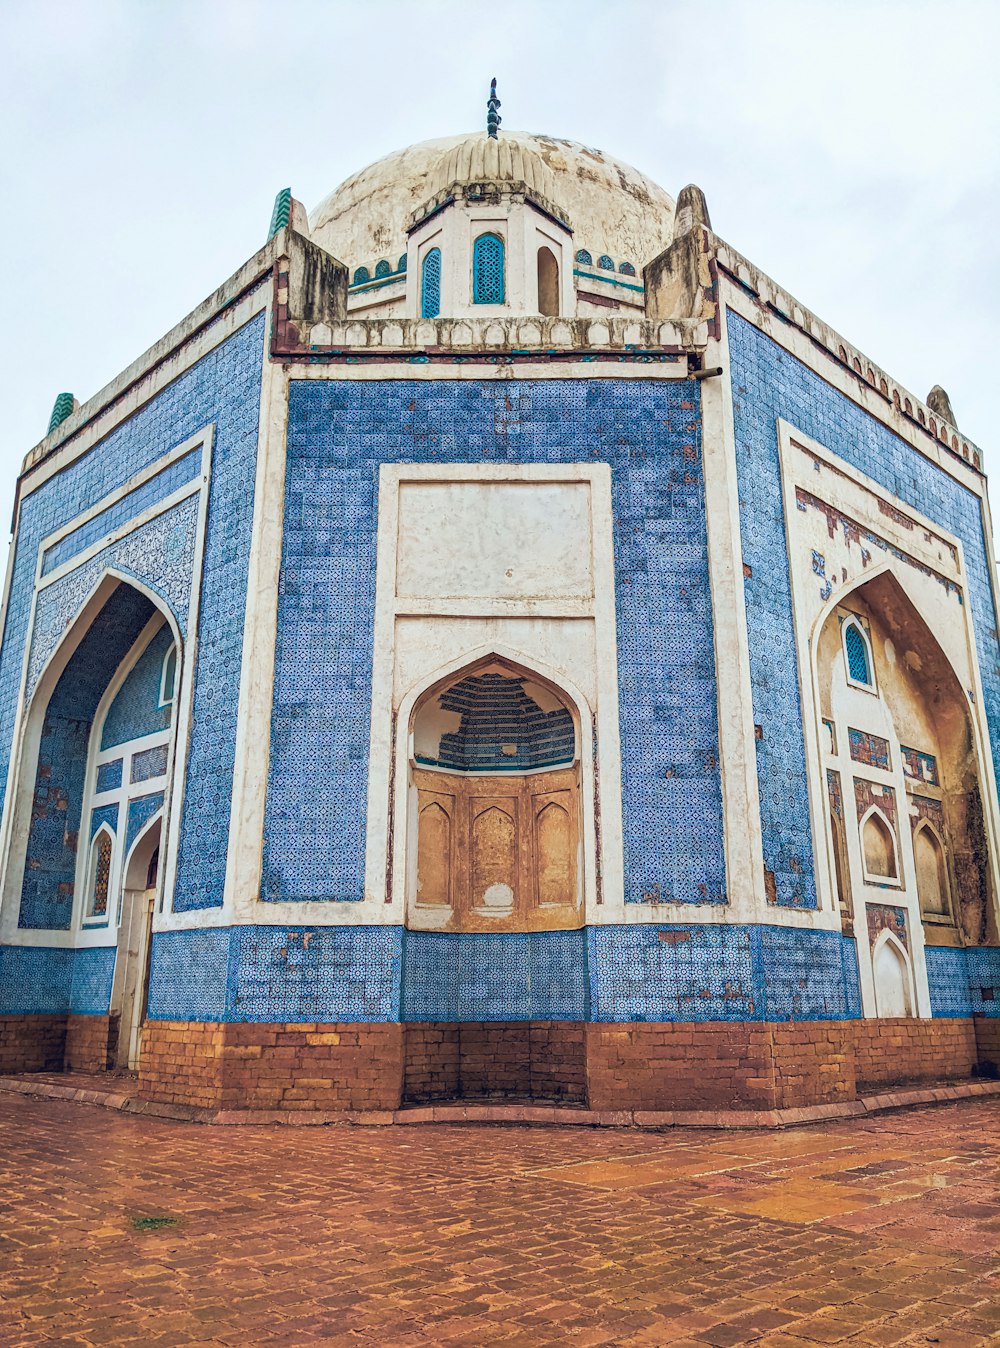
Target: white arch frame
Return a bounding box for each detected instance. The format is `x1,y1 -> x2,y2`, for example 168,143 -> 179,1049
0,569 -> 185,946
911,818 -> 954,923
870,928 -> 917,1019
384,642 -> 603,925
859,804 -> 901,887
158,640 -> 178,710
841,613 -> 876,692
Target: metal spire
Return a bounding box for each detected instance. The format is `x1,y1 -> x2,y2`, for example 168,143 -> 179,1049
487,78 -> 501,138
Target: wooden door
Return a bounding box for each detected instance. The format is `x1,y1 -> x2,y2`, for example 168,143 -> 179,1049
413,766 -> 581,931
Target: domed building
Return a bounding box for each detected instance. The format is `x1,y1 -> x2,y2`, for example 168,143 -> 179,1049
0,87 -> 997,1120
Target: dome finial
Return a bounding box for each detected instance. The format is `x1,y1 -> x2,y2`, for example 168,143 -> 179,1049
487,77 -> 501,139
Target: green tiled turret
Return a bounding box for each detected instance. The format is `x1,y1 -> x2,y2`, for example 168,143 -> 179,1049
47,393 -> 76,434
268,188 -> 292,240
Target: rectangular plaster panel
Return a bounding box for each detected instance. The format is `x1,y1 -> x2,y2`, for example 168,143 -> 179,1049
395,481 -> 593,601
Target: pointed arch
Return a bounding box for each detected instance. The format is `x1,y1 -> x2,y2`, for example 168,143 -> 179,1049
472,233 -> 505,304
913,820 -> 951,919
0,573 -> 182,935
420,247 -> 441,319
86,824 -> 115,920
536,245 -> 559,317
871,929 -> 914,1018
860,806 -> 898,882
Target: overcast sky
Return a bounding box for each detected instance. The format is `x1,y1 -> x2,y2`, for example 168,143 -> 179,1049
1,0 -> 998,537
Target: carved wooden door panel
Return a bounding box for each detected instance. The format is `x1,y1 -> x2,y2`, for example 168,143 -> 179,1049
413,766 -> 580,931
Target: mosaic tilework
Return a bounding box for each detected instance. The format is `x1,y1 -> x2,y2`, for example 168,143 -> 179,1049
0,944 -> 74,1013
131,745 -> 168,784
40,446 -> 202,576
126,792 -> 163,855
848,728 -> 890,771
402,930 -> 588,1021
101,625 -> 174,750
926,945 -> 1000,1018
25,497 -> 198,705
141,921 -> 869,1024
19,585 -> 155,930
146,926 -> 402,1023
95,760 -> 122,793
0,315 -> 265,922
866,904 -> 908,950
901,745 -> 939,787
728,311 -> 1000,907
589,924 -> 861,1022
267,379 -> 723,908
69,946 -> 117,1014
418,672 -> 575,772
89,802 -> 119,840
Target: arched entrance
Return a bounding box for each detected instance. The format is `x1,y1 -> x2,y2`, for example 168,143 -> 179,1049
409,659 -> 582,932
111,816 -> 161,1069
813,568 -> 996,1018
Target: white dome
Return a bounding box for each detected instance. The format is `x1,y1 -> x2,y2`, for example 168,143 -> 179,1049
309,132 -> 676,275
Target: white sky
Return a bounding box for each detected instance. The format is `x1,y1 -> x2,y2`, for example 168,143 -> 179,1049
1,0 -> 998,540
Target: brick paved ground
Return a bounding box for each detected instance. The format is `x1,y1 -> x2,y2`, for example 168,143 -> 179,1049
1,1095 -> 998,1346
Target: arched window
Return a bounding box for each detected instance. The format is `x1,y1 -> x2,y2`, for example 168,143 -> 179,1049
597,254 -> 614,271
914,823 -> 951,918
159,643 -> 177,709
88,826 -> 114,918
575,249 -> 592,266
843,617 -> 874,689
374,259 -> 391,278
862,809 -> 897,881
618,261 -> 636,276
352,266 -> 370,286
473,233 -> 505,304
397,254 -> 407,273
421,247 -> 441,318
536,246 -> 559,317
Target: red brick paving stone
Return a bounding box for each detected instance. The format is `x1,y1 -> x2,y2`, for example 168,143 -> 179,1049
1,1100 -> 999,1345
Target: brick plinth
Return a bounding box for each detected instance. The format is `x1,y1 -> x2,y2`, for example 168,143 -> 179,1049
403,1022 -> 587,1104
0,1015 -> 67,1072
135,1016 -> 997,1114
972,1015 -> 1000,1074
139,1021 -> 404,1112
64,1015 -> 118,1072
851,1017 -> 978,1090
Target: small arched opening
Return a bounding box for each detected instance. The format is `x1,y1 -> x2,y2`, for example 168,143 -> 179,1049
914,822 -> 951,920
872,932 -> 913,1018
862,808 -> 898,882
536,246 -> 559,316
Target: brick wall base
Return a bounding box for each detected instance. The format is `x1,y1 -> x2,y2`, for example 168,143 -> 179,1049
403,1022 -> 587,1104
64,1014 -> 119,1072
119,1016 -> 1000,1114
139,1021 -> 404,1112
0,1015 -> 67,1072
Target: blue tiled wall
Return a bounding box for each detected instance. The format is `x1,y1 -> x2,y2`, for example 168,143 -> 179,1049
926,944 -> 1000,1018
126,792 -> 164,855
589,924 -> 860,1022
143,922 -> 861,1024
101,624 -> 173,749
402,930 -> 589,1021
69,946 -> 117,1014
147,926 -> 402,1023
0,945 -> 74,1013
266,379 -> 724,908
0,313 -> 265,923
19,585 -> 155,930
728,312 -> 1000,907
41,446 -> 203,576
